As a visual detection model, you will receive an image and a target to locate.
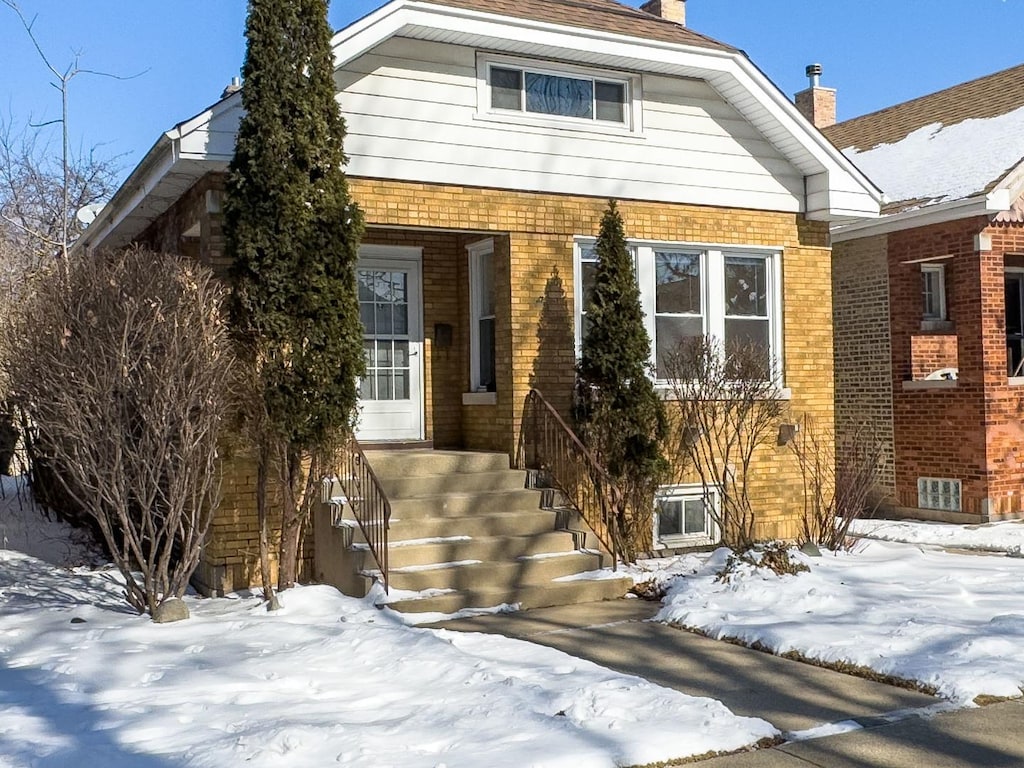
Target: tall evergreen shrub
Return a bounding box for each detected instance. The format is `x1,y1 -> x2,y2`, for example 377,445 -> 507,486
224,0 -> 365,596
576,201 -> 668,560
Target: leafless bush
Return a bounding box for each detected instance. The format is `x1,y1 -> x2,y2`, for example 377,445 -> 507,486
663,336 -> 787,550
3,246 -> 233,616
790,416 -> 884,550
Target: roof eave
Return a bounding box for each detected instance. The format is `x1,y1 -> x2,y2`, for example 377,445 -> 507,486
831,191 -> 1012,243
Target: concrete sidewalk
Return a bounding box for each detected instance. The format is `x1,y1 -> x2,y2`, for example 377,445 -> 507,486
431,599 -> 1024,766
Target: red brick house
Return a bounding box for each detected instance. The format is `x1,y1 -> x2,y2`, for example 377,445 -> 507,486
825,63 -> 1024,522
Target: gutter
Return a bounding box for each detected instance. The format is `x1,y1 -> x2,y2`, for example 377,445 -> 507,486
830,190 -> 1011,243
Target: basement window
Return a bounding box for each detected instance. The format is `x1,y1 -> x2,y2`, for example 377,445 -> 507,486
655,485 -> 720,547
917,477 -> 961,512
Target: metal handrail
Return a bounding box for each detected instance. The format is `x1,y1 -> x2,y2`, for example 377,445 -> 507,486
332,436 -> 391,592
516,388 -> 622,566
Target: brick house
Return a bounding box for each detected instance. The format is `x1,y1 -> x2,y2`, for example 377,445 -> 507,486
822,63 -> 1024,522
77,0 -> 879,603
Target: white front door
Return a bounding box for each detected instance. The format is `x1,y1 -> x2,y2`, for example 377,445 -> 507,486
355,246 -> 424,442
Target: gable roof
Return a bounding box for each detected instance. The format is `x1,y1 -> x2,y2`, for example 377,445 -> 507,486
421,0 -> 735,52
823,63 -> 1024,221
77,0 -> 880,255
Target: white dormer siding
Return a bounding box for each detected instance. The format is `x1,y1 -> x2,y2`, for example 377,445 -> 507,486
336,37 -> 804,213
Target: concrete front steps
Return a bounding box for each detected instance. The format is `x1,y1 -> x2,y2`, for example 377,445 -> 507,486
359,449 -> 631,616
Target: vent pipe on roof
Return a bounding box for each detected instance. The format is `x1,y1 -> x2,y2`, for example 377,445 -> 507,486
639,0 -> 685,26
794,63 -> 836,129
221,76 -> 242,99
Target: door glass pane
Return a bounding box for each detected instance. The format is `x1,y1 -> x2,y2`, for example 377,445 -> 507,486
393,303 -> 408,335
375,303 -> 392,335
394,369 -> 410,400
390,271 -> 407,303
394,340 -> 409,368
376,371 -> 393,401
376,340 -> 392,367
725,257 -> 767,316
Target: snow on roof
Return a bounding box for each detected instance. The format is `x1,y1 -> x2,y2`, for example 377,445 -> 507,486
841,104 -> 1024,211
823,62 -> 1024,214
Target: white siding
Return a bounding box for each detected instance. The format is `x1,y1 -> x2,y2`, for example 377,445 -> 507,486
337,37 -> 805,211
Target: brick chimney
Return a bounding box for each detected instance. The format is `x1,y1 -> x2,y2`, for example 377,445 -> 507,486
794,63 -> 836,129
640,0 -> 685,25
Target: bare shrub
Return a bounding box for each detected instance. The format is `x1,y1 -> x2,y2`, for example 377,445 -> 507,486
3,247 -> 233,616
716,541 -> 810,582
663,336 -> 787,550
790,416 -> 884,550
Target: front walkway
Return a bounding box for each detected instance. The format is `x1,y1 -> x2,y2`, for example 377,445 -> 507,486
431,599 -> 1024,766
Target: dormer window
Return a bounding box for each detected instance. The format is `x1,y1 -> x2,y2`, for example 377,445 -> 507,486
480,56 -> 636,131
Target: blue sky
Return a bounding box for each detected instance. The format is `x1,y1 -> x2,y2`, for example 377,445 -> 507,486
3,0 -> 1023,187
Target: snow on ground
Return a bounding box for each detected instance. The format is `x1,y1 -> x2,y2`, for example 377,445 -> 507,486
850,517 -> 1024,554
0,475 -> 104,567
655,542 -> 1024,704
0,489 -> 777,768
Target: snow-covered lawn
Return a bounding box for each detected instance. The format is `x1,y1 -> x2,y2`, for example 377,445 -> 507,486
651,542 -> 1024,705
0,482 -> 776,768
850,516 -> 1024,554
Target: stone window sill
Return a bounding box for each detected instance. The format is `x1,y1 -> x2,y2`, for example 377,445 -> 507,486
902,379 -> 958,391
920,319 -> 954,333
462,391 -> 497,405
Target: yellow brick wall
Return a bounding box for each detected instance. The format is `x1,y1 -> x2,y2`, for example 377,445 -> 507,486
148,173 -> 835,590
351,179 -> 834,541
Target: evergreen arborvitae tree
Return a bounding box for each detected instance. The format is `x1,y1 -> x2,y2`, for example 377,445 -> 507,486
224,0 -> 365,599
576,200 -> 668,560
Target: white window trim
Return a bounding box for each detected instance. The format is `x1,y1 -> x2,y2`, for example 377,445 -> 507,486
654,484 -> 721,549
917,477 -> 961,512
476,53 -> 643,135
574,237 -> 784,385
921,263 -> 946,321
467,238 -> 496,393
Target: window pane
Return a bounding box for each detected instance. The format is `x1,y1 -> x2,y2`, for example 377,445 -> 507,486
581,260 -> 598,309
657,499 -> 682,537
478,318 -> 496,392
683,499 -> 706,534
357,271 -> 375,302
655,316 -> 703,376
725,318 -> 770,379
376,340 -> 392,367
595,81 -> 625,122
491,67 -> 522,110
390,271 -> 407,303
479,251 -> 495,317
656,251 -> 701,314
525,72 -> 593,118
725,257 -> 768,317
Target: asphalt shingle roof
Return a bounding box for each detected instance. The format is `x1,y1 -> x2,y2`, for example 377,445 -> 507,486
422,0 -> 736,53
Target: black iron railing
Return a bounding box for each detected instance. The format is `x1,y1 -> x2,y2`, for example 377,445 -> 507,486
327,437 -> 391,592
516,388 -> 622,566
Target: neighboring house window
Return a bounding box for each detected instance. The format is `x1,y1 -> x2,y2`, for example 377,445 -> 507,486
917,477 -> 961,512
921,264 -> 946,321
481,56 -> 634,129
575,239 -> 782,382
468,240 -> 496,392
655,485 -> 720,547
